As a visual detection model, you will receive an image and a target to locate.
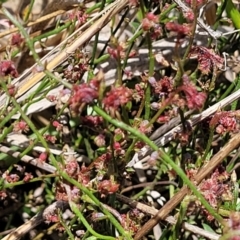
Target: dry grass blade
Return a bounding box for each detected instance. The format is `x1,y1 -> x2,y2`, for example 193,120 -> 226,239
128,87 -> 240,168
0,145 -> 56,173
0,0 -> 128,107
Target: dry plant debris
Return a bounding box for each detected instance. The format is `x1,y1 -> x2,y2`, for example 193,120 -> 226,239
0,0 -> 240,239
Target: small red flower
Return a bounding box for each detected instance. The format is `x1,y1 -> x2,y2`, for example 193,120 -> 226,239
183,10 -> 194,22
149,76 -> 174,96
157,115 -> 170,123
185,0 -> 206,8
210,111 -> 237,134
65,159 -> 79,177
179,75 -> 207,110
46,95 -> 57,102
225,212 -> 240,238
68,10 -> 88,26
0,191 -> 7,200
98,179 -> 119,197
23,172 -> 33,182
52,120 -> 63,131
13,120 -> 29,133
113,142 -> 121,150
11,33 -> 23,46
199,168 -> 231,215
5,174 -> 19,183
69,83 -> 98,112
7,84 -> 16,96
133,83 -> 145,102
148,151 -> 159,166
93,153 -> 111,170
190,46 -> 223,74
218,115 -> 237,133
103,86 -> 132,112
0,60 -> 18,78
166,22 -> 191,37
138,120 -> 153,134
142,12 -> 162,39
38,152 -> 48,162
44,213 -> 59,224
142,12 -> 158,31
44,134 -> 57,144
81,116 -> 103,126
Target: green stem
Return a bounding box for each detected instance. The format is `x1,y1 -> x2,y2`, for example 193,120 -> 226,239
58,211 -> 75,240
90,0 -> 106,66
70,202 -> 121,240
23,0 -> 35,22
2,174 -> 56,189
6,89 -> 130,238
2,7 -> 40,62
93,105 -> 223,223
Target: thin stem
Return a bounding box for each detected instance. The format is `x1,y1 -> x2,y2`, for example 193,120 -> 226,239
70,202 -> 121,240
4,87 -> 130,237
2,174 -> 56,189
93,105 -> 223,223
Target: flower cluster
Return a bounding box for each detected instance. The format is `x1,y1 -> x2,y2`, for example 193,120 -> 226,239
13,120 -> 29,133
68,10 -> 88,27
108,41 -> 126,60
132,83 -> 145,102
138,120 -> 153,134
179,74 -> 207,110
185,0 -> 207,8
97,179 -> 119,197
142,12 -> 162,40
80,115 -> 103,127
149,76 -> 174,97
102,86 -> 132,112
69,81 -> 99,113
11,33 -> 23,46
64,62 -> 89,83
0,60 -> 18,78
199,167 -> 232,220
209,111 -> 238,134
93,153 -> 111,170
121,213 -> 140,234
166,22 -> 191,37
190,46 -> 224,75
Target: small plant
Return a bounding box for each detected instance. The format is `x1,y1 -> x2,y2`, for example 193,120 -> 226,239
0,0 -> 240,239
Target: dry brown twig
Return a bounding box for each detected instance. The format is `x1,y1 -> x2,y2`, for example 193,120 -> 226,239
134,132 -> 240,239
1,157 -> 218,240
116,194 -> 220,240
